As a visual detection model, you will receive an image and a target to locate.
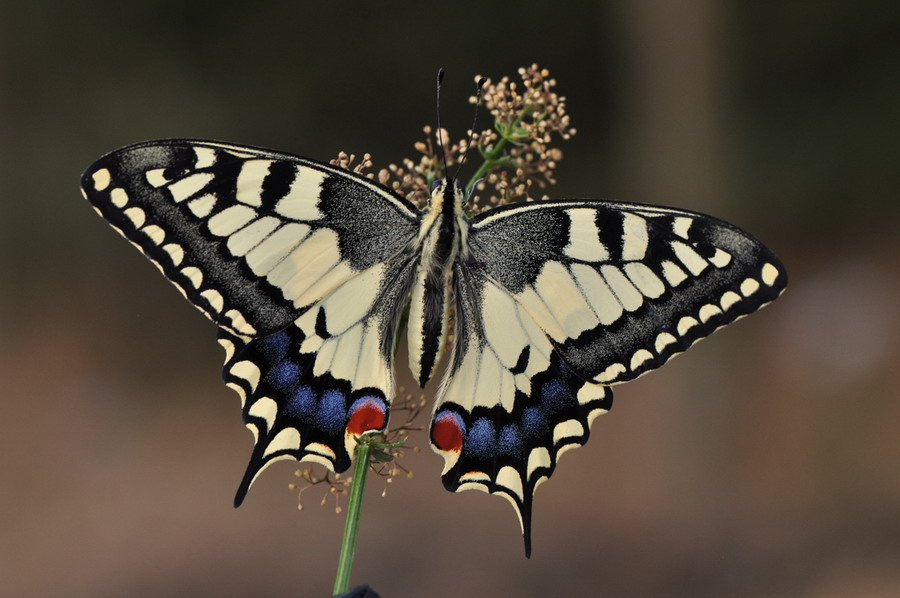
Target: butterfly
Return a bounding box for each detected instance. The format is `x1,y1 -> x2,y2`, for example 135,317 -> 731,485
81,136 -> 786,556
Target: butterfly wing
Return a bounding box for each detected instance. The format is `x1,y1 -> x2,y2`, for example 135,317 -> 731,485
81,139 -> 421,502
432,199 -> 787,555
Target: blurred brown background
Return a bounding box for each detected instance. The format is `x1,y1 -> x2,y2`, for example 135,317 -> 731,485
2,1 -> 898,597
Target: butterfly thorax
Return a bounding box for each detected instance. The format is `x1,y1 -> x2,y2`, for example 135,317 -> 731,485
407,179 -> 468,387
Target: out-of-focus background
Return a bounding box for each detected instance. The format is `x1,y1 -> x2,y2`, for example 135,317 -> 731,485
2,2 -> 898,597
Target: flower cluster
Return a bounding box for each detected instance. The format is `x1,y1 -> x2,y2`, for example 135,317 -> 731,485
331,64 -> 575,212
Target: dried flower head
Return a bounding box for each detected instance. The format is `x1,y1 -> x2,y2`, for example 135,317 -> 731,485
333,64 -> 574,212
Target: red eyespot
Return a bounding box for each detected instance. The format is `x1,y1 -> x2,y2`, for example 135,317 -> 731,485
346,396 -> 386,436
431,411 -> 465,453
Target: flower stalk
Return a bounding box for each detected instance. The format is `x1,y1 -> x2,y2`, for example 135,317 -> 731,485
331,439 -> 373,596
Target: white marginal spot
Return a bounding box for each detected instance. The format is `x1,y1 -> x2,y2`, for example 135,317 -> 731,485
231,359 -> 261,390
208,204 -> 257,237
621,212 -> 649,260
673,216 -> 692,239
236,159 -> 273,207
526,447 -> 552,480
556,442 -> 581,461
623,262 -> 665,299
761,263 -> 780,286
740,278 -> 760,297
142,224 -> 165,245
124,207 -> 146,228
457,482 -> 489,494
201,289 -> 225,313
110,187 -> 128,207
306,442 -> 337,460
672,240 -> 708,276
263,427 -> 301,457
720,290 -> 741,311
168,172 -> 214,202
163,243 -> 184,266
227,216 -> 281,257
601,265 -> 643,312
677,316 -> 699,336
630,348 -> 654,371
587,405 -> 610,428
552,419 -> 584,444
194,146 -> 217,168
460,471 -> 491,484
563,208 -> 609,261
571,263 -> 623,325
661,260 -> 689,287
145,169 -> 169,188
181,266 -> 203,288
275,167 -> 327,220
595,362 -> 626,383
92,168 -> 111,191
226,309 -> 257,336
218,336 -> 237,365
299,454 -> 335,471
654,332 -> 677,353
699,303 -> 722,323
226,381 -> 246,408
709,248 -> 733,268
496,466 -> 524,502
248,396 -> 277,429
188,194 -> 217,218
576,382 -> 607,406
245,222 -> 310,276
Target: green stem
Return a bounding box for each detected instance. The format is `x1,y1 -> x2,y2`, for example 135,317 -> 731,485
464,112 -> 530,194
332,440 -> 372,596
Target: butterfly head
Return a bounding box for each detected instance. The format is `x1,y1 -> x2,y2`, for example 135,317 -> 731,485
429,177 -> 466,214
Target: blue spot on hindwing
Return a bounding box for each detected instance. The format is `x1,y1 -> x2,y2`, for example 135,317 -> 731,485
256,331 -> 291,363
498,424 -> 523,457
287,385 -> 316,419
269,361 -> 300,392
315,389 -> 348,434
522,406 -> 548,440
540,378 -> 572,413
465,418 -> 497,459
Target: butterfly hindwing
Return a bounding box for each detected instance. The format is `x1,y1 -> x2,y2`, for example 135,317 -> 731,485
81,139 -> 422,498
431,199 -> 786,554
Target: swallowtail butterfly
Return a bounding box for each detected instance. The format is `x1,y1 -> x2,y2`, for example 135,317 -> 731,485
82,133 -> 786,556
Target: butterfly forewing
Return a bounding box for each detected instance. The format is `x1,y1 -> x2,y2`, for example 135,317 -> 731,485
430,199 -> 786,555
81,139 -> 421,500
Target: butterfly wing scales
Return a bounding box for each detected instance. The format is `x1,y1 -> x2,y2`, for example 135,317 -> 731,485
433,199 -> 786,555
81,139 -> 421,501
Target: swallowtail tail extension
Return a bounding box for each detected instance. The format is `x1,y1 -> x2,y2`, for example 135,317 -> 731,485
82,131 -> 786,556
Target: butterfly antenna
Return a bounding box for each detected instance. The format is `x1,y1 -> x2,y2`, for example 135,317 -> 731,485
435,68 -> 448,178
453,76 -> 487,182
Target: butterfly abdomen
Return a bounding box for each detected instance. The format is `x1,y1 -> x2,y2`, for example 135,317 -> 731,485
407,180 -> 469,387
